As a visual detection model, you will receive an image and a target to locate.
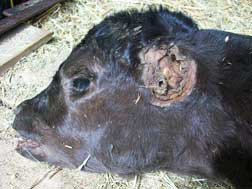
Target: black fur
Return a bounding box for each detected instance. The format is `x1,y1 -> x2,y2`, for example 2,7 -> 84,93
13,7 -> 252,189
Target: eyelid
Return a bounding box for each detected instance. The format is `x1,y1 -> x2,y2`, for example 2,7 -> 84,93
67,66 -> 96,79
88,73 -> 96,81
70,72 -> 95,81
82,69 -> 96,79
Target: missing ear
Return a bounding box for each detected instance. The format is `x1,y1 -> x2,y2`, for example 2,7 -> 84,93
139,45 -> 197,107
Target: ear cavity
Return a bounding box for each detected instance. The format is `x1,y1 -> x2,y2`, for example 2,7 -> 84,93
140,45 -> 197,107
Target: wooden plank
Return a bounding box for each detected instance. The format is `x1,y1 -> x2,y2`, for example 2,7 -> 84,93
0,24 -> 53,75
0,0 -> 64,36
3,0 -> 44,17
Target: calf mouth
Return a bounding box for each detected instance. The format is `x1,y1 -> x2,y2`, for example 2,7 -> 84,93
13,115 -> 46,162
13,117 -> 79,169
16,136 -> 46,162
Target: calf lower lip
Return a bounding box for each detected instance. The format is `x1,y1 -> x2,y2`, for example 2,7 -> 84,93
17,138 -> 40,149
16,138 -> 46,162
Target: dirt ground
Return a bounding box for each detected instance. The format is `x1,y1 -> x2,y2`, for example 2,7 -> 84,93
0,0 -> 251,188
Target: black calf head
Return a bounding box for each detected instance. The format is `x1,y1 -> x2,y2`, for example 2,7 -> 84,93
13,8 -> 252,188
13,8 -> 200,172
13,40 -> 197,168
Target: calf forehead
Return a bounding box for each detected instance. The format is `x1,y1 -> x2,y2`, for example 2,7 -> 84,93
60,48 -> 103,78
58,8 -> 198,80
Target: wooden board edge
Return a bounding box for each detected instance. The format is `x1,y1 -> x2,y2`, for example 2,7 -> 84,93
0,0 -> 64,36
0,27 -> 53,76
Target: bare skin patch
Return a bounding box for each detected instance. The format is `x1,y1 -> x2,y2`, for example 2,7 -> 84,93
140,45 -> 197,107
